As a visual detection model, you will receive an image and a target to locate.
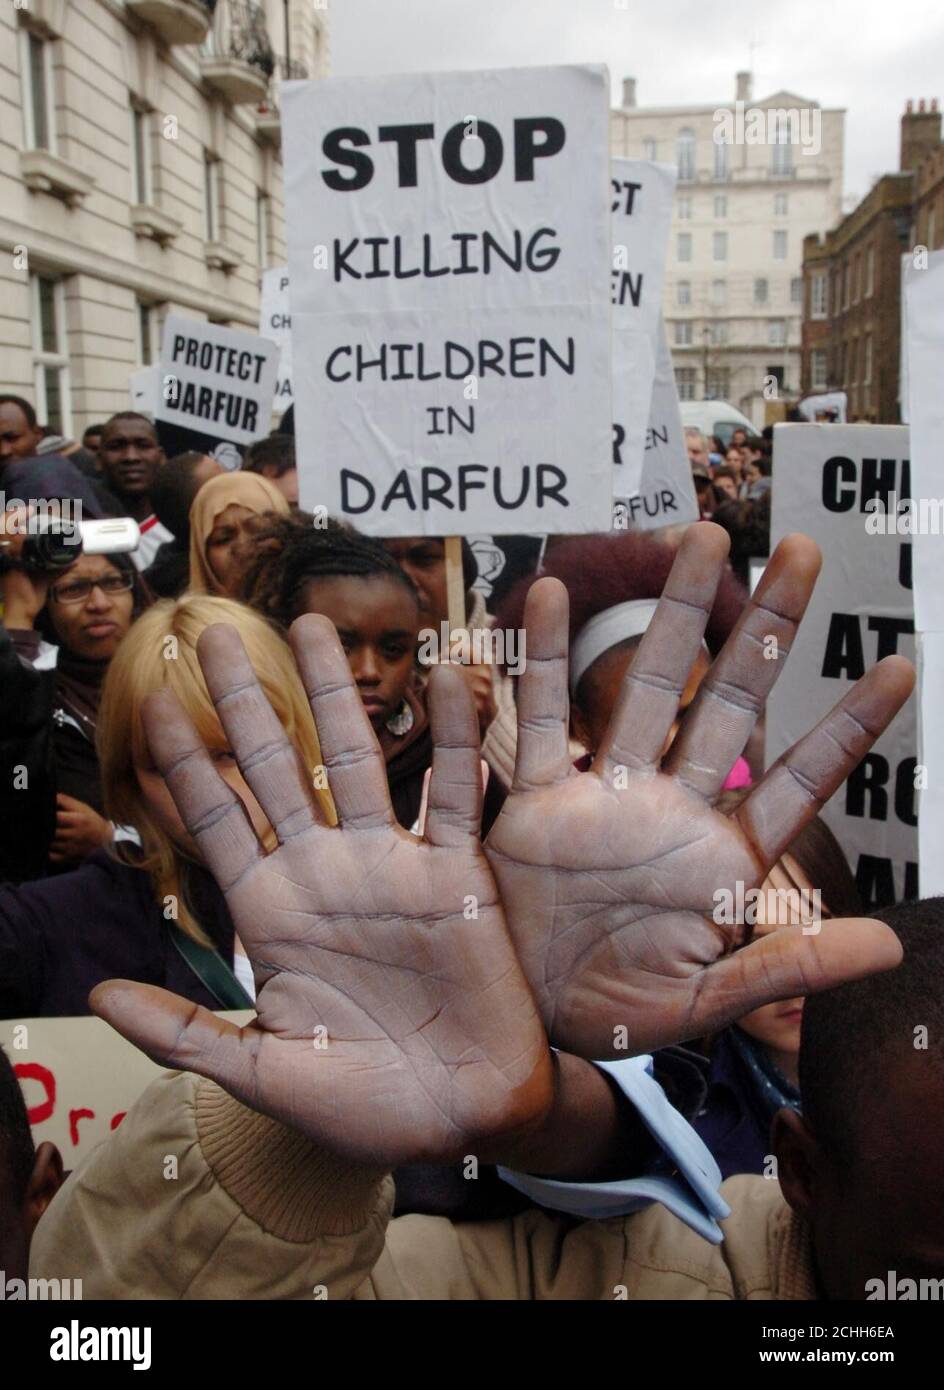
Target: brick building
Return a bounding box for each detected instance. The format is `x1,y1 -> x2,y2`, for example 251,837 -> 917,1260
801,100 -> 943,422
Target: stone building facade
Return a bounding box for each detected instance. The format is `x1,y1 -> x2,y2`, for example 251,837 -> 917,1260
0,0 -> 328,436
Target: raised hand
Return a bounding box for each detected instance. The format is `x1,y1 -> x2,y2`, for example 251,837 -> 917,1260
485,524 -> 913,1059
91,618 -> 551,1167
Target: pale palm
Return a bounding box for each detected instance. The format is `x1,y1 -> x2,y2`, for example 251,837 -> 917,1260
93,621 -> 551,1167
486,527 -> 912,1057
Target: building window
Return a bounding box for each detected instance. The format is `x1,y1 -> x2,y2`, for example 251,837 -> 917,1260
713,139 -> 728,181
766,365 -> 786,392
811,348 -> 828,390
711,279 -> 727,306
20,29 -> 55,151
257,193 -> 270,270
754,277 -> 768,305
864,334 -> 873,385
773,229 -> 788,260
768,319 -> 787,347
708,321 -> 728,346
677,233 -> 692,262
204,152 -> 222,242
706,367 -> 730,399
131,106 -> 152,205
713,231 -> 728,262
677,280 -> 691,306
852,256 -> 861,304
771,117 -> 794,176
774,192 -> 788,215
137,301 -> 161,367
714,194 -> 727,218
865,246 -> 875,297
31,273 -> 70,434
677,128 -> 695,182
674,320 -> 693,346
675,367 -> 697,400
811,272 -> 828,318
790,276 -> 803,304
677,196 -> 692,219
643,137 -> 656,161
849,338 -> 858,384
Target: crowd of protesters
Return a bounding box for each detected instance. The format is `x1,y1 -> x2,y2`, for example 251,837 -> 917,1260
0,388 -> 938,1303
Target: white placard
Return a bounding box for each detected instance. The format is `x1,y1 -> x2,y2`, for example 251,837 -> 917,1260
610,159 -> 677,499
766,424 -> 917,908
899,252 -> 912,425
282,65 -> 613,536
616,319 -> 698,531
156,316 -> 279,447
917,633 -> 944,896
259,266 -> 294,414
904,249 -> 944,633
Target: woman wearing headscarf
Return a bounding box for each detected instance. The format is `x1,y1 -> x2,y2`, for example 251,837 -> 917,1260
187,471 -> 289,597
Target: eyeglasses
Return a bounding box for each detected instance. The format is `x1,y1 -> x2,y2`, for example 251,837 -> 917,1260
50,573 -> 134,605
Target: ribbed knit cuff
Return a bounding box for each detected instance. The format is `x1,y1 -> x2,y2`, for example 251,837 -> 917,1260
194,1079 -> 391,1243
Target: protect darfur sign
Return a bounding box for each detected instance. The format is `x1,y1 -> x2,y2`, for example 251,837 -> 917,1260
282,65 -> 612,536
50,1320 -> 151,1369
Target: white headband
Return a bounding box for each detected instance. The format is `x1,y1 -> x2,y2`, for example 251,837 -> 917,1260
569,600 -> 659,695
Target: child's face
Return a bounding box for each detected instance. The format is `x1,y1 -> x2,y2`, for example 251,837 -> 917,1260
299,575 -> 419,730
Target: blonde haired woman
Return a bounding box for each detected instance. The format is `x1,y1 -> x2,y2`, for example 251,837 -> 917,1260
0,594 -> 333,1019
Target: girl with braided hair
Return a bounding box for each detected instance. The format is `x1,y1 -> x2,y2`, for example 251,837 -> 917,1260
241,515 -> 431,828
241,515 -> 506,834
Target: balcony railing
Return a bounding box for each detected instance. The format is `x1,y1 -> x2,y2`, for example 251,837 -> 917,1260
200,0 -> 274,103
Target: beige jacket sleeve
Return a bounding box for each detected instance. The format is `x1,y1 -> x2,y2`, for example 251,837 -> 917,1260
30,1071 -> 805,1300
30,1071 -> 394,1300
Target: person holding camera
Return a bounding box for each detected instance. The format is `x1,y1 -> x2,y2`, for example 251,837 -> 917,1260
0,505 -> 149,882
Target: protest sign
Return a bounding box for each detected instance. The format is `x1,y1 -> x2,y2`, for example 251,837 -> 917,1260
904,249 -> 944,632
155,315 -> 279,467
259,266 -> 294,414
2,1012 -> 253,1164
610,158 -> 677,499
615,319 -> 698,531
766,424 -> 917,908
468,533 -> 544,609
904,248 -> 944,894
282,65 -> 613,536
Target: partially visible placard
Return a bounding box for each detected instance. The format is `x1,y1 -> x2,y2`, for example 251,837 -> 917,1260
766,424 -> 917,908
615,319 -> 698,532
259,266 -> 294,415
610,158 -> 677,499
2,1013 -> 253,1164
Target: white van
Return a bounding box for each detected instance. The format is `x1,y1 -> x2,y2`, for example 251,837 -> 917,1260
679,400 -> 755,450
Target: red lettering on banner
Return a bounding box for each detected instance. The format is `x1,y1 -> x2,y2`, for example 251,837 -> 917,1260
14,1062 -> 56,1125
69,1108 -> 95,1146
110,1112 -> 127,1131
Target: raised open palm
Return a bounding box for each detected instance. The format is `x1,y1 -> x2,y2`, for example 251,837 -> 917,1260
485,525 -> 912,1058
92,619 -> 551,1167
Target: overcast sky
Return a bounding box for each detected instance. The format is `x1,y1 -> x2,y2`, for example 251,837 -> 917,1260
329,0 -> 944,205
